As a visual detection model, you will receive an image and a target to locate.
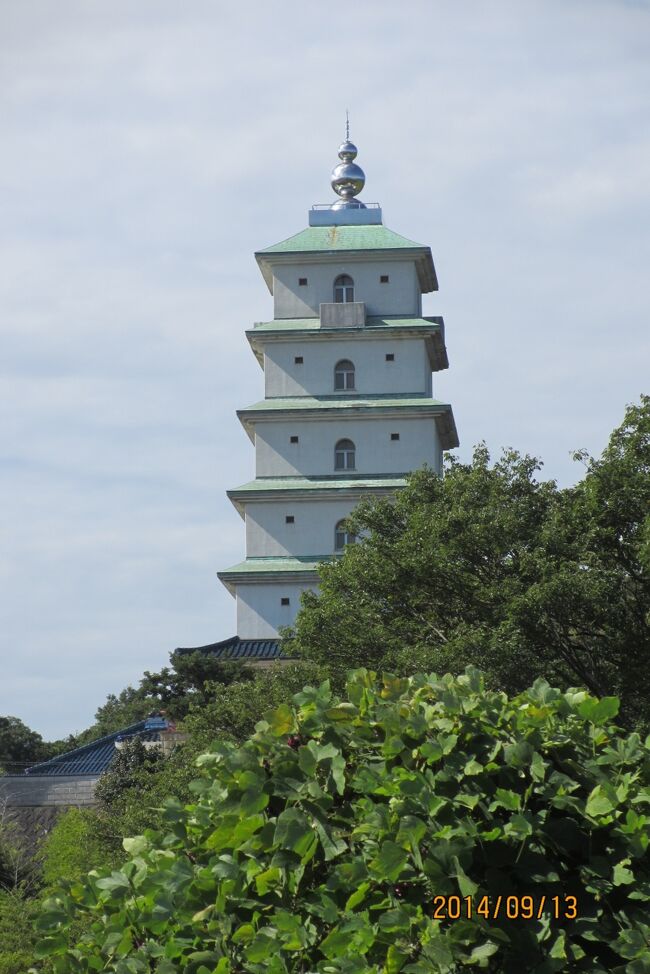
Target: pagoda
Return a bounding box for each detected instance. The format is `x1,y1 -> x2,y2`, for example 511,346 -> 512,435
183,133 -> 458,662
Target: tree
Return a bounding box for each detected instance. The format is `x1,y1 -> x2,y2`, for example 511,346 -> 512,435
71,652 -> 254,748
0,717 -> 48,772
182,660 -> 330,751
285,397 -> 650,729
85,662 -> 330,849
34,668 -> 650,972
94,738 -> 166,808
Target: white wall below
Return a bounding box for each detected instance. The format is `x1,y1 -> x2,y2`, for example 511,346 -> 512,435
272,258 -> 421,319
255,415 -> 442,478
264,337 -> 432,399
245,498 -> 366,557
237,580 -> 317,638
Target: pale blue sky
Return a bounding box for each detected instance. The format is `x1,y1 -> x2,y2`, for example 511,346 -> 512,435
1,0 -> 648,739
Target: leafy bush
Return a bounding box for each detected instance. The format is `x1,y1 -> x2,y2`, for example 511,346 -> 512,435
92,741 -> 206,850
94,737 -> 166,807
34,668 -> 650,972
0,807 -> 40,893
72,653 -> 254,749
0,890 -> 39,974
41,808 -> 116,890
182,661 -> 331,749
87,663 -> 331,848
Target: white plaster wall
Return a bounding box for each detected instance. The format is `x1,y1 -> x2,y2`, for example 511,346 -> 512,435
272,259 -> 421,319
264,337 -> 432,398
236,581 -> 318,638
255,415 -> 442,477
245,498 -> 366,557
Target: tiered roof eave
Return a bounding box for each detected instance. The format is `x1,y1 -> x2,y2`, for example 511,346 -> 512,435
218,556 -> 326,595
227,474 -> 409,517
236,395 -> 459,451
255,224 -> 438,293
247,316 -> 449,372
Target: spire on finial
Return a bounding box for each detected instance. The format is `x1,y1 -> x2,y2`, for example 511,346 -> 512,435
330,119 -> 366,210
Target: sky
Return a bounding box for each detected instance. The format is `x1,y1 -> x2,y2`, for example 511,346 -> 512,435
1,0 -> 648,741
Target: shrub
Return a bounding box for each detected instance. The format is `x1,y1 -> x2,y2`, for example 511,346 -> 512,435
34,668 -> 650,972
0,890 -> 39,974
94,737 -> 166,807
41,808 -> 116,890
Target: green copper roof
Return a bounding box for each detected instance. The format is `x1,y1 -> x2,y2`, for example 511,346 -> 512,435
220,556 -> 325,572
255,225 -> 437,293
218,556 -> 324,594
240,394 -> 446,411
258,225 -> 427,255
227,476 -> 407,516
246,316 -> 449,373
237,396 -> 458,450
230,475 -> 408,492
250,315 -> 442,332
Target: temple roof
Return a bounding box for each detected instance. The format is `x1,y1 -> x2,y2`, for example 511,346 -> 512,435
24,716 -> 170,778
175,636 -> 286,662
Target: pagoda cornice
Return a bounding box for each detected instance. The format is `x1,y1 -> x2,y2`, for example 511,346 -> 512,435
218,556 -> 324,595
246,316 -> 449,371
237,396 -> 459,450
255,224 -> 438,293
227,475 -> 408,517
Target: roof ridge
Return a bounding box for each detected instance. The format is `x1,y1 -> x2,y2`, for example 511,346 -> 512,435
26,718 -> 154,772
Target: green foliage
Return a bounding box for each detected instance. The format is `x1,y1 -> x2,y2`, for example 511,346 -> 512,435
286,396 -> 650,729
89,663 -> 330,848
138,652 -> 252,718
34,668 -> 650,972
71,652 -> 253,748
0,890 -> 39,974
41,808 -> 117,890
94,738 -> 166,807
0,716 -> 49,771
0,808 -> 40,893
183,661 -> 331,749
90,741 -> 202,851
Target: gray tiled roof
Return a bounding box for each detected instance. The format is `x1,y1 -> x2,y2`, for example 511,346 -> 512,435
175,636 -> 287,662
25,716 -> 169,777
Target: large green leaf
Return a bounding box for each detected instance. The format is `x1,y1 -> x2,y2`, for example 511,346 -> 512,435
577,696 -> 620,725
586,784 -> 619,818
371,841 -> 408,881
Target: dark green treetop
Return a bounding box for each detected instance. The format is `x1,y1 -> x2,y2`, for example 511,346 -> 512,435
286,396 -> 650,730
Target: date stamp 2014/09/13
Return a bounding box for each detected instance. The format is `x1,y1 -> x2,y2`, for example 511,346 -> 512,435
432,895 -> 578,922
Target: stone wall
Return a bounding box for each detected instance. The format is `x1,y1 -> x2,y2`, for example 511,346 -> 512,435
0,774 -> 98,807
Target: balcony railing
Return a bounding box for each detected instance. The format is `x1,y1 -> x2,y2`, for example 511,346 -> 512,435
319,302 -> 366,328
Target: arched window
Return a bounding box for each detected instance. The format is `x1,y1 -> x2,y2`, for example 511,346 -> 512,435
334,359 -> 355,391
335,438 -> 356,471
334,274 -> 354,303
335,519 -> 356,551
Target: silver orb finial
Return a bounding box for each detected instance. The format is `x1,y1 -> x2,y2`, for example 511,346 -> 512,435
330,116 -> 366,209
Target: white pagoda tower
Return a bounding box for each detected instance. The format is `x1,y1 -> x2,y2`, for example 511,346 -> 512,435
210,135 -> 458,660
